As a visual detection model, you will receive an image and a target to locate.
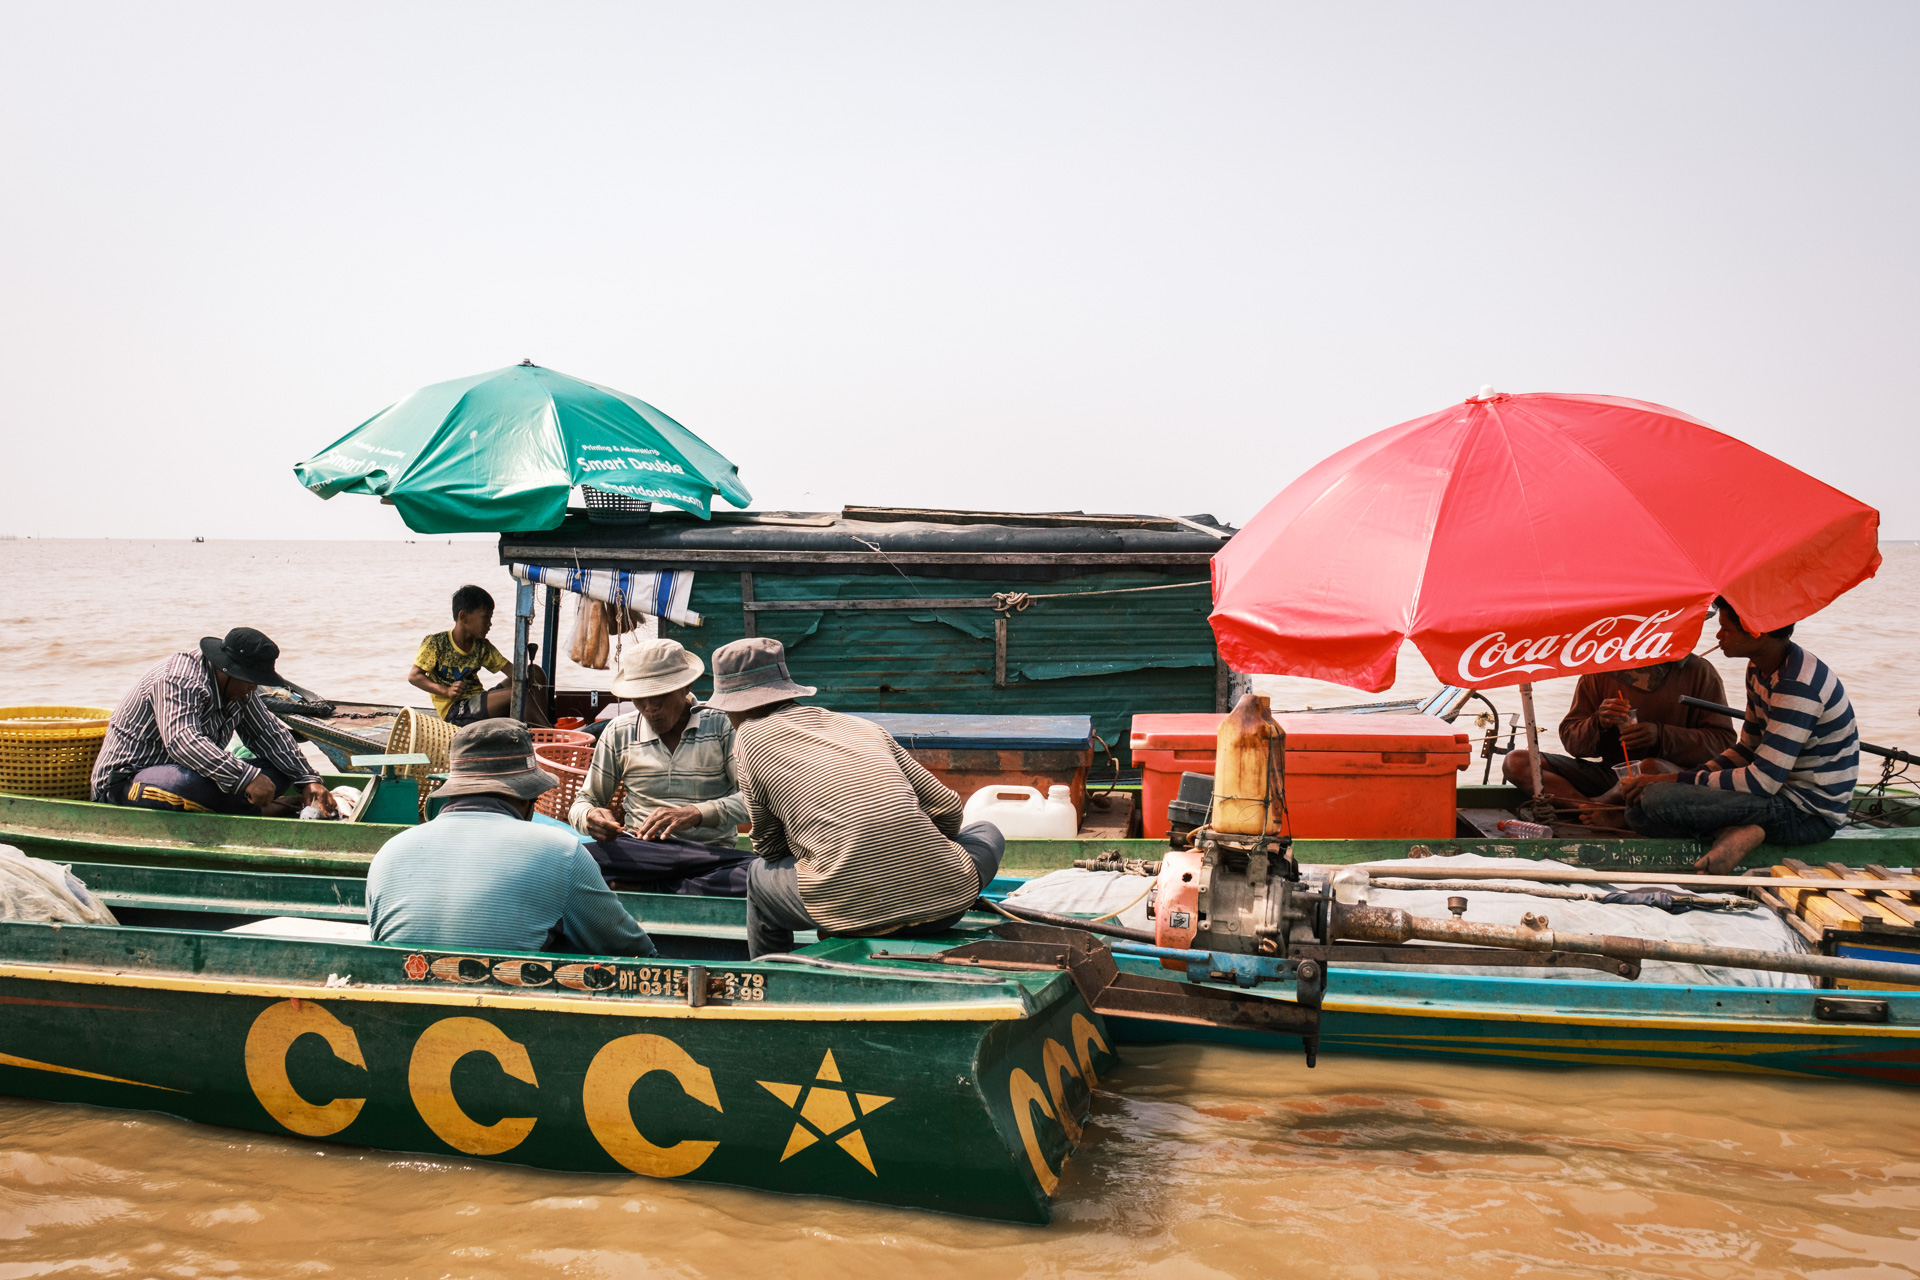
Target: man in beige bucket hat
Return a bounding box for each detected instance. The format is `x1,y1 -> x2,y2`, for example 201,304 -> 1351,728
570,639 -> 755,895
712,637 -> 1005,957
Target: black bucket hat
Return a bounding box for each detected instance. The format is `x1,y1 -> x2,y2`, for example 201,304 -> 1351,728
430,720 -> 558,804
199,627 -> 285,686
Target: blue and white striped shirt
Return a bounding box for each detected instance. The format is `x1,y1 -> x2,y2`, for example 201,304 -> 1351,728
1680,643 -> 1858,828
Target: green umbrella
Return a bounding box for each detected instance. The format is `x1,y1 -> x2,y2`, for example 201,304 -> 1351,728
293,361 -> 752,533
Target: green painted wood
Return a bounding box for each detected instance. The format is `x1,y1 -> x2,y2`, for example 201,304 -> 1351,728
0,919 -> 1114,1222
10,791 -> 1917,882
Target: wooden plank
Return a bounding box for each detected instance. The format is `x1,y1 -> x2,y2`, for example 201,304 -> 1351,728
1824,863 -> 1920,928
1369,863 -> 1920,893
1751,886 -> 1824,944
1866,865 -> 1920,902
1775,864 -> 1877,930
841,506 -> 1187,530
1783,860 -> 1884,927
746,598 -> 998,611
738,573 -> 756,638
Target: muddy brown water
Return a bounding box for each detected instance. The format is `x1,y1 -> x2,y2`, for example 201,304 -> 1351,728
2,539 -> 1918,1275
3,1051 -> 1917,1278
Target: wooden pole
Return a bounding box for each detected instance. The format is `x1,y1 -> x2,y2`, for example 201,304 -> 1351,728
1305,862 -> 1920,895
1518,681 -> 1546,802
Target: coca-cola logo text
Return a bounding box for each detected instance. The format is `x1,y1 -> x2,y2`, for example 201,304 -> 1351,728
1456,610 -> 1686,683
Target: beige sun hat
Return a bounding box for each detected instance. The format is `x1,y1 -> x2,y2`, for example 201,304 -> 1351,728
610,638 -> 706,699
705,637 -> 817,712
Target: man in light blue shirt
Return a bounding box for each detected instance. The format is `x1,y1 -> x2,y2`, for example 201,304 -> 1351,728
368,720 -> 656,957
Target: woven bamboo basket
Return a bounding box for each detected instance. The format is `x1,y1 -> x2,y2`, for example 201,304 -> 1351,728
0,707 -> 113,800
387,707 -> 456,819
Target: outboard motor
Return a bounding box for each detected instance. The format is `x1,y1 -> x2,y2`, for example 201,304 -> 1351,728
1151,694 -> 1324,993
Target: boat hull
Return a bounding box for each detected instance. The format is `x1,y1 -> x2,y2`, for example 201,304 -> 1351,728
1108,964 -> 1920,1086
0,922 -> 1116,1223
8,790 -> 1920,875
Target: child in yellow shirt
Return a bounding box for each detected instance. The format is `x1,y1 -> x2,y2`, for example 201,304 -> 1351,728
407,585 -> 550,726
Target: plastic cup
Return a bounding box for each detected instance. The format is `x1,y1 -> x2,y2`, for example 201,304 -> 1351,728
1612,761 -> 1642,785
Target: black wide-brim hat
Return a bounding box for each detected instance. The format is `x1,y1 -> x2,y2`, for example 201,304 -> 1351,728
199,627 -> 285,687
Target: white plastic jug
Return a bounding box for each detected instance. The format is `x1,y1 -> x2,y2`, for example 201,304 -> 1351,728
962,784 -> 1078,839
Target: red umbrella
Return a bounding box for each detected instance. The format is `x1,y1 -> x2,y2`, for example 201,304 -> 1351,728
1211,390 -> 1880,692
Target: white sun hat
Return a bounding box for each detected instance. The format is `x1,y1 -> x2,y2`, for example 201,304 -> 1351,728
608,638 -> 706,699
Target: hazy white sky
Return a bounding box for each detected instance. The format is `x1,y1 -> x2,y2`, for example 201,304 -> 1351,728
2,3 -> 1914,540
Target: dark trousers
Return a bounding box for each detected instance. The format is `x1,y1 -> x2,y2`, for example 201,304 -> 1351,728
585,833 -> 755,896
745,822 -> 1006,959
113,761 -> 298,816
1626,783 -> 1837,847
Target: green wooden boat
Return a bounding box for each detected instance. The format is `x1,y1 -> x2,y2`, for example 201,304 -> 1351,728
0,884 -> 1121,1222
7,784 -> 1918,877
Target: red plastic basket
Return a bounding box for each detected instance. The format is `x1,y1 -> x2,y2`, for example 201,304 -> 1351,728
533,742 -> 594,819
531,727 -> 592,748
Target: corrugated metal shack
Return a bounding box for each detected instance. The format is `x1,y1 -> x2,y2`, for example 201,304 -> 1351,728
498,506 -> 1233,758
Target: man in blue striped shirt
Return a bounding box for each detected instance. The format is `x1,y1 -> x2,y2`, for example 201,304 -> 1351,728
1623,598 -> 1858,874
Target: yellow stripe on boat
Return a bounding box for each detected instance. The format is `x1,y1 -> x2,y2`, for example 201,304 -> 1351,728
1326,1037 -> 1823,1077
0,964 -> 1028,1022
0,1049 -> 187,1091
1321,996 -> 1920,1038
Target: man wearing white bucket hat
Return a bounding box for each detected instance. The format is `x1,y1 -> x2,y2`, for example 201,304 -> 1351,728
570,638 -> 754,895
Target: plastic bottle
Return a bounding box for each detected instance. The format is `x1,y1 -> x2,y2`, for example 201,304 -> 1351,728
1496,819 -> 1554,838
1213,692 -> 1286,835
961,784 -> 1078,838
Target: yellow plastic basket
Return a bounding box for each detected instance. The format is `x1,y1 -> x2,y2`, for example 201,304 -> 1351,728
0,706 -> 114,800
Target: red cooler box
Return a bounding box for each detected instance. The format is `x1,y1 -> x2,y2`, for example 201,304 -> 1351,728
1130,712 -> 1471,839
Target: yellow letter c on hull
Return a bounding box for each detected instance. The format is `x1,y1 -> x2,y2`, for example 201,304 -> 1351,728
409,1017 -> 539,1156
244,1000 -> 367,1138
582,1034 -> 723,1178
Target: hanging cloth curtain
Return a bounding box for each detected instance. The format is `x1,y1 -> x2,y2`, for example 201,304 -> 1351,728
510,564 -> 702,627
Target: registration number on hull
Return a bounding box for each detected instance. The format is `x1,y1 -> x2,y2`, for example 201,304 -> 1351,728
399,952 -> 768,1002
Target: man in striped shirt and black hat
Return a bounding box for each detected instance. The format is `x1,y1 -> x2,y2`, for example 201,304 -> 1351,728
1622,598 -> 1859,874
90,627 -> 336,818
711,637 -> 1005,959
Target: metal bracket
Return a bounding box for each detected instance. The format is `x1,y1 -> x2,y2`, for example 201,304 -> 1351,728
898,922 -> 1324,1065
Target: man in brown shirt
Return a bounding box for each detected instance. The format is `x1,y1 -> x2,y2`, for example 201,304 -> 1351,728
1505,656 -> 1736,801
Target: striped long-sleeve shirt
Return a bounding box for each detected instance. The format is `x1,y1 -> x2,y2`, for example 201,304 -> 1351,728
567,706 -> 750,845
89,653 -> 319,802
1680,643 -> 1858,828
733,704 -> 979,933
